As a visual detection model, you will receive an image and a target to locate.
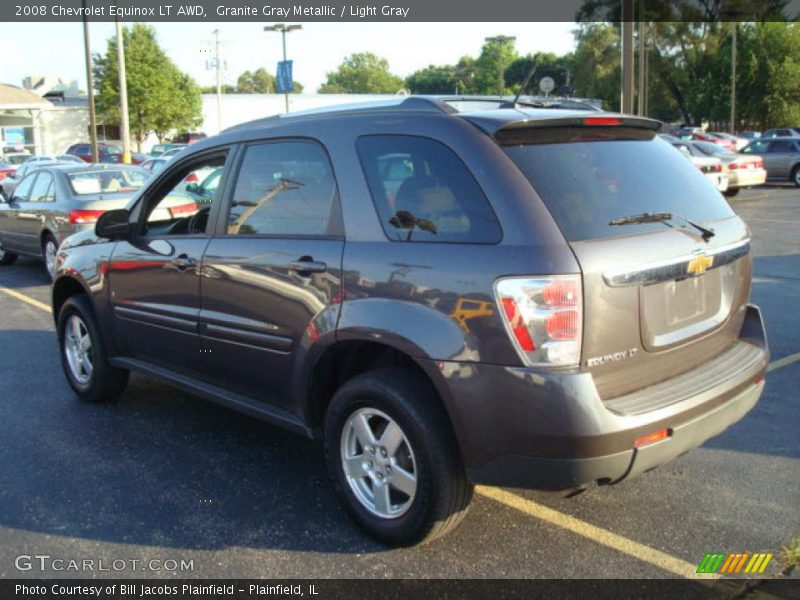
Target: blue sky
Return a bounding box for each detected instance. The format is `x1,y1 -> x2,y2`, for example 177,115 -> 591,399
4,22 -> 576,92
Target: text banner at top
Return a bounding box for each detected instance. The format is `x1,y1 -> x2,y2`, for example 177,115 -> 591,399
4,0 -> 800,22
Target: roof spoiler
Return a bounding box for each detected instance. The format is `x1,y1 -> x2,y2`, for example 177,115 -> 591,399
496,114 -> 662,135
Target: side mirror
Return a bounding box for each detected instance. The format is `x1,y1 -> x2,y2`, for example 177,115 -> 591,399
185,182 -> 200,194
95,209 -> 132,239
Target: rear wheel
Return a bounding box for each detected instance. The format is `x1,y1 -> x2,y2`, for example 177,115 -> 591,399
791,165 -> 800,187
42,233 -> 57,281
57,295 -> 129,403
324,368 -> 473,546
723,187 -> 740,197
0,238 -> 17,266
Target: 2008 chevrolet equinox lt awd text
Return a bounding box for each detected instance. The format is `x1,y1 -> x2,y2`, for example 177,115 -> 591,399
42,97 -> 768,546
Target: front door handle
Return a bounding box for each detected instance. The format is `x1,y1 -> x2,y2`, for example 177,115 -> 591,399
171,254 -> 197,270
289,259 -> 327,274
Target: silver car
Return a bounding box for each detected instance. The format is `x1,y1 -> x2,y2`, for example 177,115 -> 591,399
0,163 -> 212,279
740,137 -> 800,186
0,164 -> 149,279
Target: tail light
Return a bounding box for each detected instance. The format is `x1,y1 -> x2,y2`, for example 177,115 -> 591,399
495,275 -> 583,366
712,164 -> 722,173
184,172 -> 199,183
727,163 -> 738,170
69,209 -> 105,224
753,160 -> 764,169
583,117 -> 622,126
167,202 -> 198,218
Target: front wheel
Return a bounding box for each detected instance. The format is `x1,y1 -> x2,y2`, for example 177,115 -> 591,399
324,368 -> 473,546
57,295 -> 129,403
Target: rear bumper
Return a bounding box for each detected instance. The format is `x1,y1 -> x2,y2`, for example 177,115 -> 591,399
429,304 -> 768,491
728,168 -> 767,188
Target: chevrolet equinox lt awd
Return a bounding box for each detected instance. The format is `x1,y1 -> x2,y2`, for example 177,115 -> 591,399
48,97 -> 769,545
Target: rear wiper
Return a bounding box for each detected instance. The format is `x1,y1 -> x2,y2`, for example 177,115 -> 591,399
609,212 -> 715,241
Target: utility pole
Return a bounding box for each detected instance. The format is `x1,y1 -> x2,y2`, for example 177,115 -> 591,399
115,19 -> 131,163
485,35 -> 516,95
621,0 -> 635,114
264,23 -> 302,113
730,23 -> 737,134
213,29 -> 222,132
637,0 -> 646,116
81,0 -> 98,162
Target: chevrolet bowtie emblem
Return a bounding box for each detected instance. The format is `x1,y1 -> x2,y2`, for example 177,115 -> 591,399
687,254 -> 714,275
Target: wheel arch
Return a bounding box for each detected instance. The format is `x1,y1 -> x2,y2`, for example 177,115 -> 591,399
52,274 -> 91,324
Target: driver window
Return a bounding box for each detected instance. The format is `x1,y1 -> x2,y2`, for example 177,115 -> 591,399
143,155 -> 226,236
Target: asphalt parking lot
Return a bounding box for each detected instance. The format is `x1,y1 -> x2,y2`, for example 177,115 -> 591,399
0,186 -> 797,581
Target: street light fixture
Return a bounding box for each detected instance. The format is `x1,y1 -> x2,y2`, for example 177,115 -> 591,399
485,35 -> 516,95
264,23 -> 302,113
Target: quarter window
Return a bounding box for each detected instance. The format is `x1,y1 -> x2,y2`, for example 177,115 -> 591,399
769,140 -> 797,152
356,135 -> 501,243
227,141 -> 340,236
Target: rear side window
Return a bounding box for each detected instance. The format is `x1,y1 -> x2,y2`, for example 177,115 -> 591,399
769,140 -> 798,152
501,130 -> 734,242
357,135 -> 502,243
227,140 -> 340,237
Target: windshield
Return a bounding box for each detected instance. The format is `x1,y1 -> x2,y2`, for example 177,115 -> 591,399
501,132 -> 734,242
67,169 -> 148,195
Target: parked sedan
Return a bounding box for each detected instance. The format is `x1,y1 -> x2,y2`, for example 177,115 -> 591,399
0,165 -> 149,279
0,163 -> 204,279
65,142 -> 123,163
761,128 -> 800,139
688,132 -> 737,152
710,132 -> 749,151
740,137 -> 800,186
691,141 -> 767,196
664,138 -> 728,192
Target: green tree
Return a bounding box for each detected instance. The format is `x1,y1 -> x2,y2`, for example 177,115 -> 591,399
505,52 -> 575,96
405,57 -> 478,94
236,70 -> 255,93
251,68 -> 275,93
93,24 -> 201,147
571,23 -> 621,111
318,53 -> 405,94
474,38 -> 519,94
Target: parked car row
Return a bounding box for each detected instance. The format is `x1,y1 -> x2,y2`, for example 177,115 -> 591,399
0,159 -> 222,279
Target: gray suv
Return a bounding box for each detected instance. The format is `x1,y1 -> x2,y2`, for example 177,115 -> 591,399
47,97 -> 768,546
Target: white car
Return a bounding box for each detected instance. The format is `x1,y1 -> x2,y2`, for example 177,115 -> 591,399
671,142 -> 729,192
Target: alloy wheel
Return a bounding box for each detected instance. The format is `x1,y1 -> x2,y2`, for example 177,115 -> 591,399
340,407 -> 418,519
64,315 -> 94,385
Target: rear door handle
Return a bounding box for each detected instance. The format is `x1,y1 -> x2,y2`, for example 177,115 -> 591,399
289,259 -> 327,274
171,254 -> 197,270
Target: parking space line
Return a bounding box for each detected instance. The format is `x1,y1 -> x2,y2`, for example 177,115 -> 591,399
0,285 -> 51,313
476,485 -> 717,579
767,351 -> 800,373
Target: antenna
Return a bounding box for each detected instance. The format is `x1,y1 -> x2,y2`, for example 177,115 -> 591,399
512,62 -> 539,108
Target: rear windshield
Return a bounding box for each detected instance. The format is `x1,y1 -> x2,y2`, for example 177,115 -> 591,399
501,130 -> 735,242
67,169 -> 148,195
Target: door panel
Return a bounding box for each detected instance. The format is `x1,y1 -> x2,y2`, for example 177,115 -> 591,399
199,238 -> 343,410
109,237 -> 209,376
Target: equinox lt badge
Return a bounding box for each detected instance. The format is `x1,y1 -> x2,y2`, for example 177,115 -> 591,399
587,348 -> 639,367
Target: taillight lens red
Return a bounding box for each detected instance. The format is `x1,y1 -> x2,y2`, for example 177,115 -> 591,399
501,298 -> 536,351
545,310 -> 580,340
184,172 -> 199,183
495,275 -> 583,366
69,209 -> 105,224
167,202 -> 198,218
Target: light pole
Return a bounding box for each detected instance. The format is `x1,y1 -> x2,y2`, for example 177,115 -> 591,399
485,35 -> 516,95
115,19 -> 131,163
730,23 -> 737,134
621,0 -> 635,114
264,23 -> 302,113
81,0 -> 98,162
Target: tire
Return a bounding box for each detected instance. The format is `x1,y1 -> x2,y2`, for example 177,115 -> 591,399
324,368 -> 473,546
791,165 -> 800,187
723,187 -> 740,197
42,233 -> 58,281
0,237 -> 17,266
57,295 -> 129,403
